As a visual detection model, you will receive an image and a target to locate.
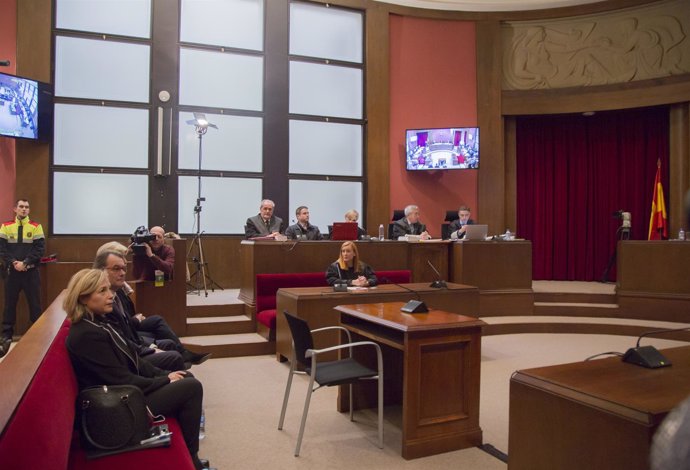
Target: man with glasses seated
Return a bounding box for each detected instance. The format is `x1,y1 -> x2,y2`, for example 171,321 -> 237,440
94,251 -> 209,370
132,225 -> 174,281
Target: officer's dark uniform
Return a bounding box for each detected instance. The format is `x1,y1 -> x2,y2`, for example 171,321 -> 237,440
0,215 -> 45,342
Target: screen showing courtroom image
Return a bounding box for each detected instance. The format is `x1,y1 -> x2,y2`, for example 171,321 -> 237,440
405,127 -> 479,170
0,72 -> 39,140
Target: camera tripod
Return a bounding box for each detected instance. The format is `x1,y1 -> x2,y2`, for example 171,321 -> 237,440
600,225 -> 630,283
186,116 -> 223,297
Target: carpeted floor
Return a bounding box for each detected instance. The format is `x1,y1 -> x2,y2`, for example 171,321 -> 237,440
191,332 -> 688,469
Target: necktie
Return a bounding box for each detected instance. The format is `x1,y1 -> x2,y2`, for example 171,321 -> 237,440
17,223 -> 23,243
113,295 -> 127,320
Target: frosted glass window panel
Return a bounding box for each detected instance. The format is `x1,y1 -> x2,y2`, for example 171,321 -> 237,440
178,176 -> 261,234
56,0 -> 151,38
55,36 -> 150,102
178,112 -> 262,172
53,172 -> 148,234
289,180 -> 362,231
179,49 -> 263,111
289,62 -> 362,119
289,2 -> 362,63
289,120 -> 362,176
181,0 -> 264,51
54,104 -> 149,168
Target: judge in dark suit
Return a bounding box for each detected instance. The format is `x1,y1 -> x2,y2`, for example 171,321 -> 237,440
449,205 -> 475,240
391,205 -> 431,240
245,199 -> 284,239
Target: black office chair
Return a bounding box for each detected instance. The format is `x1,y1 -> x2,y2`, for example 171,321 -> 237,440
441,210 -> 459,240
278,311 -> 384,457
388,210 -> 405,239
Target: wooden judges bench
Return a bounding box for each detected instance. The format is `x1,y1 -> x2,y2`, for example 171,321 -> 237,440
239,239 -> 533,317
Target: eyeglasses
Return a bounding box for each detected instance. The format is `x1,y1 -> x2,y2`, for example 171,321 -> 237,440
107,266 -> 127,273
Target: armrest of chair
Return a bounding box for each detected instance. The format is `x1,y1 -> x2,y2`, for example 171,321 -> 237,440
311,325 -> 352,343
306,341 -> 383,373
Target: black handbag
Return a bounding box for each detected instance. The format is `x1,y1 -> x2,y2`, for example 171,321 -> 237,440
78,384 -> 150,451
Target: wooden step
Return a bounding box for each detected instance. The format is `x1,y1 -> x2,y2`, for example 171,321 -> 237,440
534,291 -> 617,304
534,301 -> 620,317
186,303 -> 246,318
181,333 -> 275,358
186,315 -> 255,336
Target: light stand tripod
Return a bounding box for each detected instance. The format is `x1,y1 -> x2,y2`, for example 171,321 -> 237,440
600,211 -> 631,283
186,113 -> 223,297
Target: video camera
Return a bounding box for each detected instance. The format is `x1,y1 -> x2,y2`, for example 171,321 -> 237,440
612,210 -> 631,228
131,226 -> 156,255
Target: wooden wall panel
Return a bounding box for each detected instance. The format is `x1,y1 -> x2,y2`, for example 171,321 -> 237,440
476,20 -> 505,234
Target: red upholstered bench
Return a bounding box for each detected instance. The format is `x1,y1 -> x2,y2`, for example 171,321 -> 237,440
0,316 -> 195,470
255,270 -> 412,341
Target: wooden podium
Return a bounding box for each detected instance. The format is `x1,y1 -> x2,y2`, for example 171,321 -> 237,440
335,302 -> 485,459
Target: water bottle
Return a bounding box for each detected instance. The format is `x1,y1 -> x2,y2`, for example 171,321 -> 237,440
679,228 -> 686,241
505,229 -> 512,240
199,408 -> 206,440
378,224 -> 384,241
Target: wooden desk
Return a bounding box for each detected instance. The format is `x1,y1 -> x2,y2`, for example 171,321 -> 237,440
336,302 -> 485,460
509,346 -> 690,470
276,282 -> 479,362
239,240 -> 450,307
617,241 -> 690,322
132,238 -> 188,335
449,240 -> 533,316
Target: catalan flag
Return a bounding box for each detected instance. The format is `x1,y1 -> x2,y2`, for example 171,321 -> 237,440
648,160 -> 668,240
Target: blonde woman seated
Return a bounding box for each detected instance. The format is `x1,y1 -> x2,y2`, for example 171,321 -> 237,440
326,241 -> 377,287
64,269 -> 209,470
343,209 -> 367,239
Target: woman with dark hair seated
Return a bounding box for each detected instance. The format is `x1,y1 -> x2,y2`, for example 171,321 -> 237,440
64,268 -> 211,470
326,241 -> 377,287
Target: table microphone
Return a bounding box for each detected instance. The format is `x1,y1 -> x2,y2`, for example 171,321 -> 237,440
426,260 -> 447,288
623,326 -> 690,368
380,277 -> 428,313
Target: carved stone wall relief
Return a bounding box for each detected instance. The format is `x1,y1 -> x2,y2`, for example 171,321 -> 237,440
502,0 -> 690,90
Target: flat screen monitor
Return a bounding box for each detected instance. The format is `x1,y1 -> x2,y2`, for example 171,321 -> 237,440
331,222 -> 358,241
0,71 -> 53,142
405,127 -> 479,171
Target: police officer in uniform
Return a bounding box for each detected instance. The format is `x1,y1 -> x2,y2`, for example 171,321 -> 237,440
0,199 -> 45,357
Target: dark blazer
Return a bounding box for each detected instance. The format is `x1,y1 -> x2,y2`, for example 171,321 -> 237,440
106,289 -> 154,357
391,218 -> 427,239
285,223 -> 323,240
245,214 -> 284,239
66,316 -> 170,394
449,218 -> 475,239
325,261 -> 377,287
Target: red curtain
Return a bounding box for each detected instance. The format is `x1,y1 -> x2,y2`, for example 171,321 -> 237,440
516,106 -> 669,281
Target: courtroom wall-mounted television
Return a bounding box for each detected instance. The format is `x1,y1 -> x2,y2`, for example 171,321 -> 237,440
0,71 -> 53,142
405,127 -> 479,171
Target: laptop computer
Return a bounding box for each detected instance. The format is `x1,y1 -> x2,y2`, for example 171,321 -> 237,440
464,224 -> 488,241
331,222 -> 359,240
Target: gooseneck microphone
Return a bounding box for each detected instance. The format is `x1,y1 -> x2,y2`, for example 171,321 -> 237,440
380,277 -> 428,313
622,326 -> 690,368
426,260 -> 447,288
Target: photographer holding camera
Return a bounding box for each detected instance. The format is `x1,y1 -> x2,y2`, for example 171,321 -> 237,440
131,226 -> 175,281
